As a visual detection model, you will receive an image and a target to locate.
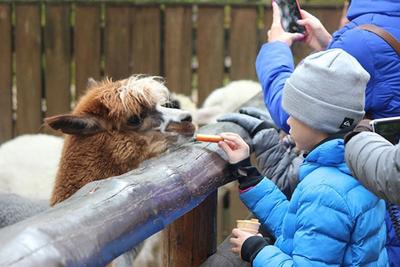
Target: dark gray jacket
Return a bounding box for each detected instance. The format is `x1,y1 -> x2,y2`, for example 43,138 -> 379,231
253,129 -> 302,198
345,132 -> 400,205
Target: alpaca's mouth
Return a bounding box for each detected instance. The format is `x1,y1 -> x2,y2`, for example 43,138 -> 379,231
164,121 -> 196,137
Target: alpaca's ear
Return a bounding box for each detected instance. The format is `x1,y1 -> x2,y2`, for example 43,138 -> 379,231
86,77 -> 98,89
44,115 -> 104,135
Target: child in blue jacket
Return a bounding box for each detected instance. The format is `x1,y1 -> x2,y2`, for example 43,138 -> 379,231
218,49 -> 388,266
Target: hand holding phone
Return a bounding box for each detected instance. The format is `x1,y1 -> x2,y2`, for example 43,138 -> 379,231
274,0 -> 305,34
370,117 -> 400,145
268,1 -> 305,46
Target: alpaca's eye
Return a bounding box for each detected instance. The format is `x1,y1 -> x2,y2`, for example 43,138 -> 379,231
127,116 -> 142,126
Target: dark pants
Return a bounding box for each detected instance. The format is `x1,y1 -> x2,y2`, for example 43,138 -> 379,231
201,235 -> 250,267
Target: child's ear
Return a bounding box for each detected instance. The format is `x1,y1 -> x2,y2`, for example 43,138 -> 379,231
44,114 -> 104,135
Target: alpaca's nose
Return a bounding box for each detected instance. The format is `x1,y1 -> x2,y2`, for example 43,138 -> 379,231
179,114 -> 192,123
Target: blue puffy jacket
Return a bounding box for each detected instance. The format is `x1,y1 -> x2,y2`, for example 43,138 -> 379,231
256,0 -> 400,133
240,139 -> 388,266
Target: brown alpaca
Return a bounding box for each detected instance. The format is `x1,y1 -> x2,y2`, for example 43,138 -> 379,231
46,75 -> 195,206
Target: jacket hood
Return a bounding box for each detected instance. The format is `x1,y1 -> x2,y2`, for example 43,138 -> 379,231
347,0 -> 400,20
299,139 -> 351,181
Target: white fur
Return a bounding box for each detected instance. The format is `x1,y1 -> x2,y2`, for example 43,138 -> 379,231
0,134 -> 63,200
170,93 -> 197,114
194,80 -> 261,125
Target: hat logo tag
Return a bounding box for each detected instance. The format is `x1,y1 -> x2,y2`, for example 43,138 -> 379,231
340,117 -> 354,129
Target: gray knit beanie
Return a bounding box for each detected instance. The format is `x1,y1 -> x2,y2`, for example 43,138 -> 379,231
282,48 -> 370,134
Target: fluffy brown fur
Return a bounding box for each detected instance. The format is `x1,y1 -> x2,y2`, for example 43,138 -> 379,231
46,75 -> 194,206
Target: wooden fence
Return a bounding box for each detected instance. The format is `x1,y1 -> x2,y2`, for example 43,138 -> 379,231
0,1 -> 342,144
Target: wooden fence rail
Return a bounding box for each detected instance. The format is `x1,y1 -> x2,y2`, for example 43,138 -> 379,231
0,1 -> 342,144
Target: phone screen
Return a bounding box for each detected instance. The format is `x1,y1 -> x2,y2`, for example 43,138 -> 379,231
372,119 -> 400,145
275,0 -> 305,34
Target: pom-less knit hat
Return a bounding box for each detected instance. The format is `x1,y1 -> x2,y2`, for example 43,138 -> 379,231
282,48 -> 370,134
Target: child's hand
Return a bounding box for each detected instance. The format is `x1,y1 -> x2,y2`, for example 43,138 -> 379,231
218,133 -> 250,164
230,228 -> 259,255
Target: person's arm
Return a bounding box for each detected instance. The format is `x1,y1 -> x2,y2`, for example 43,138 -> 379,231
240,178 -> 289,238
251,185 -> 352,266
256,42 -> 293,133
256,2 -> 303,133
345,132 -> 400,205
253,128 -> 302,198
218,108 -> 301,198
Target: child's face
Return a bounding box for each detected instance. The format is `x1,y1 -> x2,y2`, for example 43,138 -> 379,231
287,116 -> 328,151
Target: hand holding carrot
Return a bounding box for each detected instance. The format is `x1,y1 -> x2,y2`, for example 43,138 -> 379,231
218,133 -> 250,164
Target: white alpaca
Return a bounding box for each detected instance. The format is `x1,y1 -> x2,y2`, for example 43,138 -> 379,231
194,80 -> 261,125
0,134 -> 63,200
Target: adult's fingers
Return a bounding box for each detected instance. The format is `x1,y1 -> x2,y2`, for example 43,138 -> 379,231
300,9 -> 315,19
271,1 -> 281,26
291,32 -> 305,41
297,18 -> 311,26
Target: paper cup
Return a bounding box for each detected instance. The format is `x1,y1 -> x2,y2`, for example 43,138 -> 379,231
236,219 -> 260,234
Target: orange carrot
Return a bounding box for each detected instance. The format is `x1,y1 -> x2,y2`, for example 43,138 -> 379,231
195,134 -> 224,143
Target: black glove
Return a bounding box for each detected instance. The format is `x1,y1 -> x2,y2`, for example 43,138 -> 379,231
344,119 -> 372,144
217,107 -> 277,138
241,235 -> 270,263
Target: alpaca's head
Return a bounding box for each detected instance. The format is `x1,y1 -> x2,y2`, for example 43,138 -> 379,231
45,76 -> 195,168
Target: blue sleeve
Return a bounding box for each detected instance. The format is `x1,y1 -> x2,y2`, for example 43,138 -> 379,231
251,185 -> 352,267
240,178 -> 289,238
255,41 -> 295,133
328,29 -> 375,112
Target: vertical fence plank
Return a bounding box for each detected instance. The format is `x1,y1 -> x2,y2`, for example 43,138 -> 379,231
0,4 -> 13,143
45,4 -> 71,118
192,191 -> 217,266
15,4 -> 42,135
75,4 -> 101,98
164,191 -> 217,267
164,6 -> 192,96
130,5 -> 161,76
197,6 -> 224,105
105,4 -> 131,80
229,6 -> 258,80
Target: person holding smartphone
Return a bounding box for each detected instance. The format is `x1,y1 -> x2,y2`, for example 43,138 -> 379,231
253,0 -> 400,265
259,0 -> 400,134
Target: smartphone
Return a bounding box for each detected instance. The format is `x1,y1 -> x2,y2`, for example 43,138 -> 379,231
370,116 -> 400,145
274,0 -> 306,34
